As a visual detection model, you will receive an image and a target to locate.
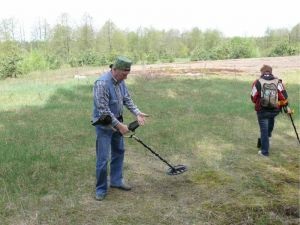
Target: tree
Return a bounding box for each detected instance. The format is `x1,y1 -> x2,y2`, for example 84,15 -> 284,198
75,14 -> 95,51
96,20 -> 116,54
264,27 -> 290,48
69,14 -> 98,67
162,29 -> 187,60
127,31 -> 141,62
95,20 -> 131,64
203,29 -> 223,50
31,18 -> 50,41
0,18 -> 18,41
48,13 -> 73,63
182,27 -> 204,52
290,23 -> 300,43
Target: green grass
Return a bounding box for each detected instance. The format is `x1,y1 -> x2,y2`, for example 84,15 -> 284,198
0,68 -> 299,225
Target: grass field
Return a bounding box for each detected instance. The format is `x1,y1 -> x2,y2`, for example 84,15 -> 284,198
0,61 -> 299,225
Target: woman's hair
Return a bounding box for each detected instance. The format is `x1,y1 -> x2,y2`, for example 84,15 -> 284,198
260,64 -> 272,74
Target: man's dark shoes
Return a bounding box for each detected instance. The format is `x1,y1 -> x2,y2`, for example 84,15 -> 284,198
258,150 -> 269,157
257,138 -> 261,148
110,183 -> 132,191
95,194 -> 106,201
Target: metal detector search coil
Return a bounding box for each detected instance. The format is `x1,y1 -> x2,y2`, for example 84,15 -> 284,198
167,165 -> 188,176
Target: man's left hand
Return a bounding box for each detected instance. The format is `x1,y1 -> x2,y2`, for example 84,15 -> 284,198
137,112 -> 149,125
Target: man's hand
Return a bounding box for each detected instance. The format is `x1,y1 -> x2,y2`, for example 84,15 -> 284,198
284,106 -> 294,115
115,123 -> 129,135
287,107 -> 294,115
278,99 -> 288,106
137,112 -> 149,126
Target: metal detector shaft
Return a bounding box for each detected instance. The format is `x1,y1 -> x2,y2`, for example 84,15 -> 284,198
130,134 -> 177,170
288,114 -> 300,144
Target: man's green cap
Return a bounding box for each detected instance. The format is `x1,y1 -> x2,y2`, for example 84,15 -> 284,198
112,56 -> 132,71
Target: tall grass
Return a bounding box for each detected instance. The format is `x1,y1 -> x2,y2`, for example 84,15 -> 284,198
0,69 -> 299,225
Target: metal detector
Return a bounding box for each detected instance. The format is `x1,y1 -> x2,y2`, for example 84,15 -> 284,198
127,121 -> 187,175
287,114 -> 300,144
92,115 -> 187,175
283,107 -> 300,144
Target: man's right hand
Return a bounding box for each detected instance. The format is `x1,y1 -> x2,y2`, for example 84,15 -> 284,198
284,106 -> 294,115
287,107 -> 294,115
115,123 -> 129,135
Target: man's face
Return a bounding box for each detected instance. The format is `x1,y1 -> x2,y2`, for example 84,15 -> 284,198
114,68 -> 130,81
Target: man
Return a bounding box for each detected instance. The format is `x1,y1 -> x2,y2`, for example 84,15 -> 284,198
92,56 -> 148,200
251,64 -> 292,156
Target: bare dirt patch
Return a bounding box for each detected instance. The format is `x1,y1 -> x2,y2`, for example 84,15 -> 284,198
130,55 -> 300,77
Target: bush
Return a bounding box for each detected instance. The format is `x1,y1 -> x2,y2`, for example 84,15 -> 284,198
190,47 -> 210,61
45,54 -> 61,70
69,51 -> 98,67
268,42 -> 297,56
145,52 -> 159,64
228,38 -> 257,59
69,52 -> 113,67
0,55 -> 22,79
80,51 -> 98,66
210,42 -> 231,60
19,51 -> 50,74
160,53 -> 175,63
125,51 -> 140,64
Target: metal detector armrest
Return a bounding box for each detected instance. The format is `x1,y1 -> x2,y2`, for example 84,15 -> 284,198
91,114 -> 113,126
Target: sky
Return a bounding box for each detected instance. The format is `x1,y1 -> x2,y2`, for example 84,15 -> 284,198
1,0 -> 299,40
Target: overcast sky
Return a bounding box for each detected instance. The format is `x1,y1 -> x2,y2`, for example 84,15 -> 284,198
1,0 -> 299,39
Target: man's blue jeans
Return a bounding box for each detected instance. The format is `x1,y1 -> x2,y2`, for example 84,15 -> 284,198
257,111 -> 279,155
95,126 -> 125,195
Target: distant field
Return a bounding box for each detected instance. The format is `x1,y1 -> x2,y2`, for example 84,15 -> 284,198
130,55 -> 300,76
0,56 -> 299,225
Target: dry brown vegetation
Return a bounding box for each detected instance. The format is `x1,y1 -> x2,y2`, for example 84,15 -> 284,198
131,55 -> 300,77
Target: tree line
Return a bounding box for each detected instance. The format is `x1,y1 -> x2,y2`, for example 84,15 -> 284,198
0,14 -> 299,79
